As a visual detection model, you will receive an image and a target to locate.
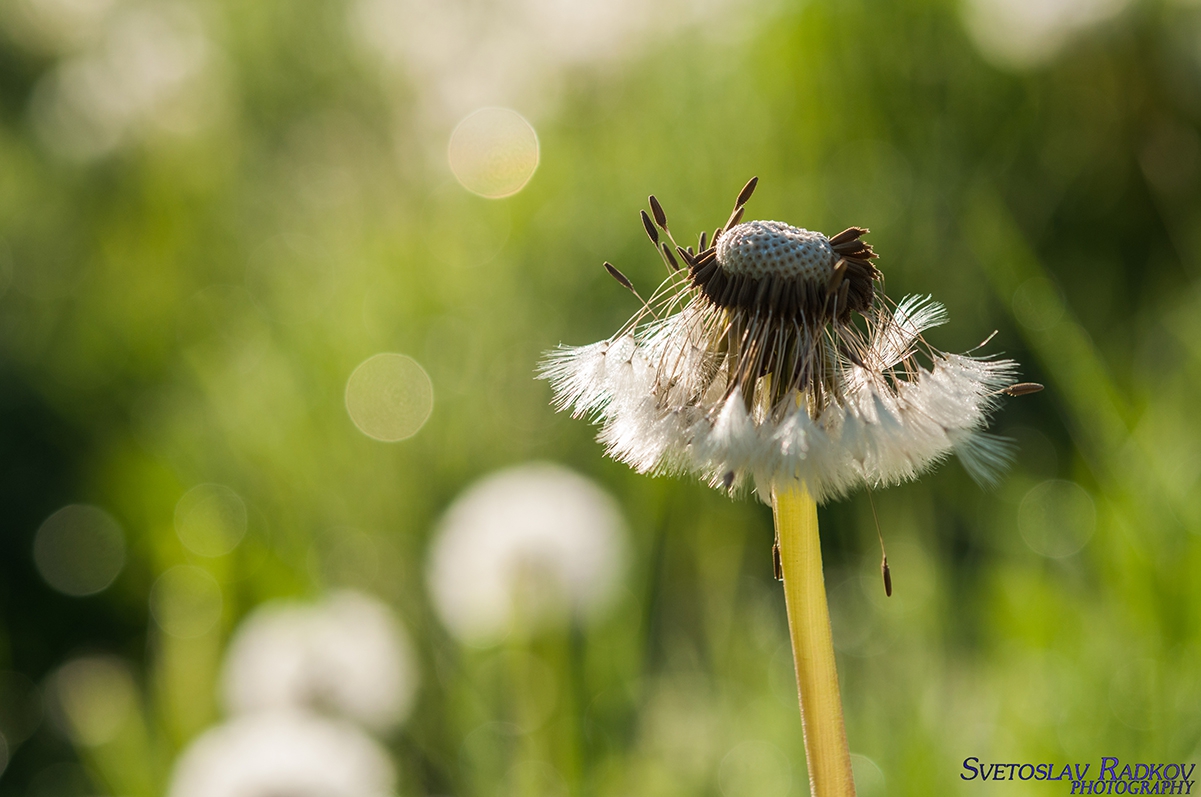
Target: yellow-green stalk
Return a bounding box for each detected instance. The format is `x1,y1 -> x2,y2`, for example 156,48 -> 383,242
773,484 -> 855,797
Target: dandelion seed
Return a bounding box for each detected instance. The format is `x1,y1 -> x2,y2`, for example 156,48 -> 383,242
661,242 -> 681,272
603,261 -> 634,291
736,175 -> 759,208
640,209 -> 659,244
1002,381 -> 1044,397
649,194 -> 669,230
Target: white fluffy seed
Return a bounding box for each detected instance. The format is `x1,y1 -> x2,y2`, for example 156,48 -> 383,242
715,220 -> 835,282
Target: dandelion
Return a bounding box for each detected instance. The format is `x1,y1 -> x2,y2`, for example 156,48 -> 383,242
221,591 -> 418,734
539,179 -> 1037,796
28,3 -> 216,162
167,711 -> 396,797
426,462 -> 627,645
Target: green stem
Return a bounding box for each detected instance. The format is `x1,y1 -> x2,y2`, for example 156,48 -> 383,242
773,483 -> 856,797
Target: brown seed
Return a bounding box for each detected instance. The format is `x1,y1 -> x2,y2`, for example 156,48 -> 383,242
640,210 -> 659,245
882,557 -> 892,597
768,278 -> 785,313
693,260 -> 719,285
826,259 -> 847,295
1003,382 -> 1045,397
698,230 -> 708,251
661,243 -> 680,271
737,276 -> 756,306
604,261 -> 633,290
648,195 -> 668,230
736,176 -> 759,208
836,279 -> 850,315
726,205 -> 745,230
781,283 -> 796,318
828,227 -> 860,246
843,259 -> 871,277
754,279 -> 770,305
703,275 -> 720,300
675,246 -> 696,267
716,273 -> 735,304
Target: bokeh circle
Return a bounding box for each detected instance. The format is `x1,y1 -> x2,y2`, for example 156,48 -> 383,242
1018,479 -> 1096,558
33,505 -> 126,597
345,353 -> 434,442
175,484 -> 248,558
448,108 -> 539,199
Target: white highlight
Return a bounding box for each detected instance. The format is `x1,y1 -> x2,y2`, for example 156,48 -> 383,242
1,0 -> 117,53
961,0 -> 1131,69
427,463 -> 627,645
448,107 -> 539,198
50,656 -> 136,747
167,712 -> 396,797
348,0 -> 762,123
28,2 -> 216,161
222,591 -> 419,733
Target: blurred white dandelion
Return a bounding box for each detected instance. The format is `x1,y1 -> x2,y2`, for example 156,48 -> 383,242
348,0 -> 766,123
167,711 -> 396,797
221,591 -> 418,733
28,1 -> 219,161
960,0 -> 1131,69
427,462 -> 627,645
0,0 -> 117,54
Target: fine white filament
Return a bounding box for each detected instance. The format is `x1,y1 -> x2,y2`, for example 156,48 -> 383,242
541,292 -> 1017,503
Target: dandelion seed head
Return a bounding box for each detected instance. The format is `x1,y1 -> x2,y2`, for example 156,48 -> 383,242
540,179 -> 1027,502
221,591 -> 418,733
167,711 -> 396,797
427,462 -> 627,645
715,221 -> 834,283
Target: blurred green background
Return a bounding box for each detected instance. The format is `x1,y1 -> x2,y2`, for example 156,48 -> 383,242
2,0 -> 1200,794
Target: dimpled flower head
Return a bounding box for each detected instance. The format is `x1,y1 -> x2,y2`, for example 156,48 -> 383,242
540,178 -> 1032,502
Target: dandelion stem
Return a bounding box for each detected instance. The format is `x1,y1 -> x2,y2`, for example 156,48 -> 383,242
773,484 -> 855,797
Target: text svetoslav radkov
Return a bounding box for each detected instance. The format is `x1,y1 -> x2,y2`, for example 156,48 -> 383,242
962,757 -> 1196,794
